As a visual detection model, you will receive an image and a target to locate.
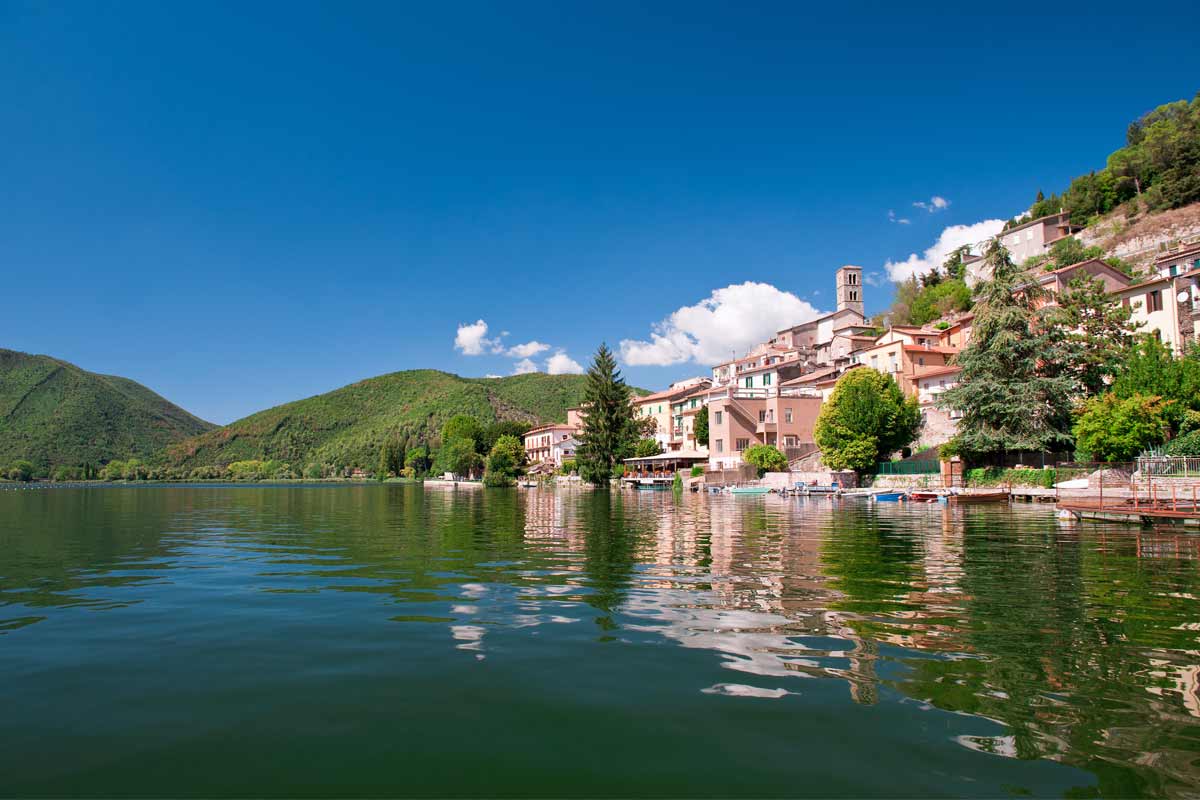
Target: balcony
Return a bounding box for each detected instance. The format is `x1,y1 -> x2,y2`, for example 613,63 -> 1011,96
755,420 -> 777,435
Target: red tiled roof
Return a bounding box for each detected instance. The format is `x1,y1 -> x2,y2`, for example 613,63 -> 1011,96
913,364 -> 961,379
902,345 -> 960,355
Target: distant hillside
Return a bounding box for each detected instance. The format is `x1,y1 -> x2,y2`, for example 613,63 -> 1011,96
162,370 -> 612,472
0,349 -> 215,471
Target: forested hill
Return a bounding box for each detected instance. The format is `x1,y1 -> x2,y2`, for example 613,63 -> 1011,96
161,369 -> 600,473
0,349 -> 215,471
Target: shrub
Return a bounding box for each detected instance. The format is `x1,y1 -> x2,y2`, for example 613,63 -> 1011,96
1074,393 -> 1170,462
559,458 -> 577,475
7,460 -> 35,482
634,438 -> 663,458
743,444 -> 788,476
690,465 -> 705,478
1165,430 -> 1200,456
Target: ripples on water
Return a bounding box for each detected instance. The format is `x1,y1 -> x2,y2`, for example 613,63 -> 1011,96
2,484 -> 1200,797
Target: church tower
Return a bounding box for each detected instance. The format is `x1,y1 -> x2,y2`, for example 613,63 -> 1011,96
836,265 -> 864,317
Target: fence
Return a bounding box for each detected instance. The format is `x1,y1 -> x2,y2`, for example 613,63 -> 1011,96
876,460 -> 941,475
1137,456 -> 1200,478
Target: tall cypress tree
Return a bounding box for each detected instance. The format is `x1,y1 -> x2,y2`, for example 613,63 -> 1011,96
940,239 -> 1076,461
575,343 -> 636,486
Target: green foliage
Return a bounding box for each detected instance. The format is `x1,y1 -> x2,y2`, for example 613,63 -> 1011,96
441,415 -> 484,452
480,420 -> 530,454
437,436 -> 483,479
940,240 -> 1076,458
160,371 -> 603,475
634,438 -> 663,457
1045,238 -> 1104,270
6,459 -> 35,481
941,245 -> 973,282
559,458 -> 576,475
1049,275 -> 1141,396
405,443 -> 433,477
743,444 -> 788,476
690,465 -> 705,478
1016,93 -> 1200,227
1164,430 -> 1200,456
483,434 -> 526,486
1111,337 -> 1200,431
693,406 -> 709,447
909,279 -> 972,325
0,349 -> 214,474
575,344 -> 638,486
964,467 -> 1057,488
1074,393 -> 1170,462
814,369 -> 921,472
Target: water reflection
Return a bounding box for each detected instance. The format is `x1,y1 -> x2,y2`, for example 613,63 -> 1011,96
1,485 -> 1199,797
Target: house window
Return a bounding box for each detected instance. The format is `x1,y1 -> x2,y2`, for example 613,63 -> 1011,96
1147,290 -> 1163,312
715,439 -> 723,453
870,355 -> 878,369
917,356 -> 924,366
889,355 -> 898,373
736,438 -> 749,451
784,408 -> 793,423
763,373 -> 772,386
744,376 -> 753,388
714,411 -> 722,425
758,410 -> 766,422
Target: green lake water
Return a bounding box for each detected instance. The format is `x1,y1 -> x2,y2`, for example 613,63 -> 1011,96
2,484 -> 1200,797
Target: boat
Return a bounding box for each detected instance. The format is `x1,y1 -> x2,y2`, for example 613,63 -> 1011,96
871,491 -> 907,502
909,490 -> 947,503
797,484 -> 840,495
946,490 -> 1010,505
730,486 -> 772,495
518,480 -> 539,488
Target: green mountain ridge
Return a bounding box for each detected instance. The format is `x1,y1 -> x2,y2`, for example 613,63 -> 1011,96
0,348 -> 215,471
162,369 -> 608,472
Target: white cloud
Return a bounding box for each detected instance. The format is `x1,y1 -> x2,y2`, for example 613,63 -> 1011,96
864,270 -> 887,287
512,358 -> 538,375
888,209 -> 911,225
619,282 -> 822,367
546,352 -> 584,375
454,319 -> 502,355
883,218 -> 1006,283
913,195 -> 950,213
506,340 -> 551,358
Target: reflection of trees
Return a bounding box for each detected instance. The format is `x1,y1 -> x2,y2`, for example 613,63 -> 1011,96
890,515 -> 1200,797
576,491 -> 638,632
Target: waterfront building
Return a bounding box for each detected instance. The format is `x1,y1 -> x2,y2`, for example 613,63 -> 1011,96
522,423 -> 579,467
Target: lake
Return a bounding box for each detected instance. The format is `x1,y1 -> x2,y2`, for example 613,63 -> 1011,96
2,484 -> 1199,797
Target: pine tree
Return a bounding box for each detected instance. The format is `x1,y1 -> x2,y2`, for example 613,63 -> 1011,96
1049,275 -> 1141,397
940,239 -> 1076,460
575,343 -> 637,486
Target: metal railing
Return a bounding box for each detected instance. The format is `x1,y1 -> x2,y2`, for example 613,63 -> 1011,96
1137,456 -> 1200,478
876,460 -> 941,475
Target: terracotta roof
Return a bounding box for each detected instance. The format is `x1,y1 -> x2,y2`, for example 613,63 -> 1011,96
913,364 -> 961,379
782,366 -> 840,386
903,345 -> 960,355
523,423 -> 577,436
1119,275 -> 1174,293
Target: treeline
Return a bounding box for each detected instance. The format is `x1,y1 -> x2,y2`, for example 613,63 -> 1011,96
1010,92 -> 1200,229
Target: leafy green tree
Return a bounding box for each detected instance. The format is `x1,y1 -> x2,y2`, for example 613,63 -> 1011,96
1050,275 -> 1141,397
481,420 -> 530,454
405,443 -> 433,476
909,280 -> 972,325
634,438 -> 662,458
437,436 -> 482,479
1074,393 -> 1170,462
482,435 -> 525,486
1045,237 -> 1104,270
693,406 -> 709,448
440,415 -> 484,453
814,368 -> 921,472
559,458 -> 577,475
940,240 -> 1076,460
575,344 -> 637,486
1111,337 -> 1200,431
7,459 -> 35,482
743,444 -> 788,475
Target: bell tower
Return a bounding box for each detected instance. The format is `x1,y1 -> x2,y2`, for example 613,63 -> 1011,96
836,265 -> 864,317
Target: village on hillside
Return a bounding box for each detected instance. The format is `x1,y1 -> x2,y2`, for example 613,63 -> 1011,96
522,215 -> 1200,492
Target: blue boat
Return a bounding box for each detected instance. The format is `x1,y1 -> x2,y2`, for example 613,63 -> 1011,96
872,491 -> 906,502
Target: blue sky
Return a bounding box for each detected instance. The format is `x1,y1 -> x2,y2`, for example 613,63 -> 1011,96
2,1 -> 1197,424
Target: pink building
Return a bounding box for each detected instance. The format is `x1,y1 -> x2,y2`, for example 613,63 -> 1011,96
522,424 -> 578,468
